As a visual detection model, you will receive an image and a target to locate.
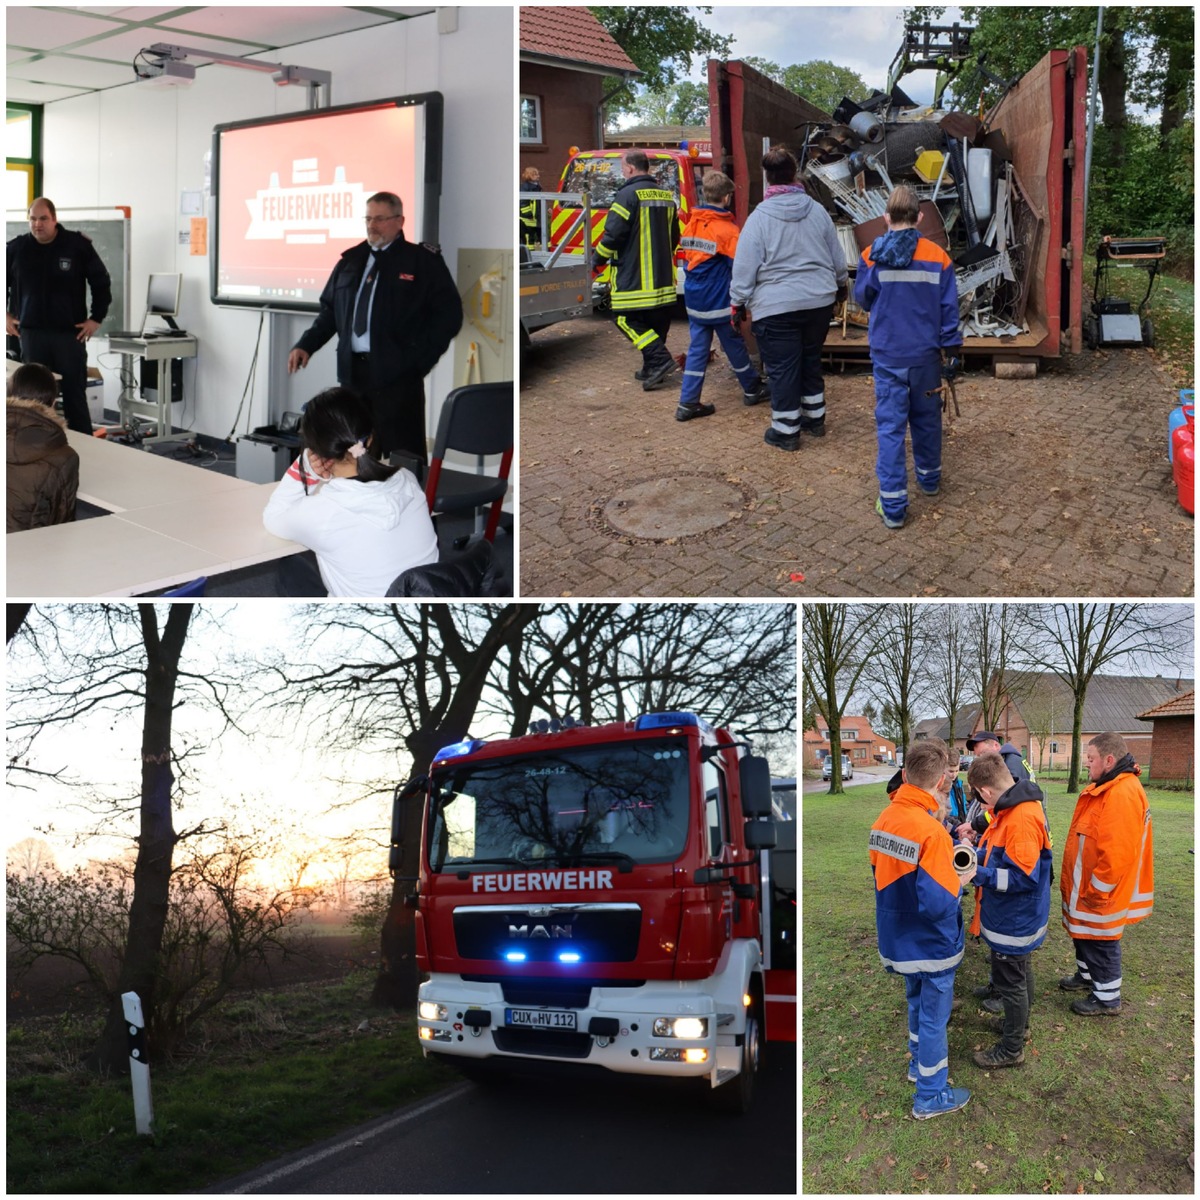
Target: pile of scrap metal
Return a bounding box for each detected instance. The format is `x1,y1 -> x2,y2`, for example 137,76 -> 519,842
800,88 -> 1042,340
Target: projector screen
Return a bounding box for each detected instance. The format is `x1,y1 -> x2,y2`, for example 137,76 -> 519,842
211,93 -> 443,311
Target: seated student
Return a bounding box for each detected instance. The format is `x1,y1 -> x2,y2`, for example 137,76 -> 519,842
263,386 -> 438,596
7,361 -> 79,532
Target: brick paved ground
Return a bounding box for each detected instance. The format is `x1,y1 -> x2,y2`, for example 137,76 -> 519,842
519,310 -> 1194,599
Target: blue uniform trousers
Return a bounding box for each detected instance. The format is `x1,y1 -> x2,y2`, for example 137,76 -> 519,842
752,305 -> 833,435
680,318 -> 760,406
873,360 -> 943,521
904,966 -> 956,1101
1072,937 -> 1122,1007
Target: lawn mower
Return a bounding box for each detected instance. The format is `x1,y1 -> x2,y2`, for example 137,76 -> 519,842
1083,234 -> 1166,349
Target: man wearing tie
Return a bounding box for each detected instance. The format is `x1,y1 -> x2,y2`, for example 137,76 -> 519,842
288,191 -> 462,465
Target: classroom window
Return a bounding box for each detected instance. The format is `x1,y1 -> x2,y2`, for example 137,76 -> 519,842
6,104 -> 40,209
519,95 -> 542,143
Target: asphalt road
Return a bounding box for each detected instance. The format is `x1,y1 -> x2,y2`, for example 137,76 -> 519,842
802,766 -> 893,794
211,1044 -> 796,1194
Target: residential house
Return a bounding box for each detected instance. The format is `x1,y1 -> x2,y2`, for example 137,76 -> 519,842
520,7 -> 639,184
1136,689 -> 1194,782
804,715 -> 897,769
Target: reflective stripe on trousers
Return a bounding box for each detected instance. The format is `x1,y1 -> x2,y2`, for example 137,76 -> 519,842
679,317 -> 759,406
872,359 -> 942,521
904,967 -> 956,1101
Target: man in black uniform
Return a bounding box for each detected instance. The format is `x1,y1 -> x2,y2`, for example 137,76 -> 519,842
288,191 -> 463,465
7,197 -> 112,435
594,152 -> 680,392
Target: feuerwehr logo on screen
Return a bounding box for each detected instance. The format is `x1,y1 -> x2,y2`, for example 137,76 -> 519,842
244,161 -> 368,244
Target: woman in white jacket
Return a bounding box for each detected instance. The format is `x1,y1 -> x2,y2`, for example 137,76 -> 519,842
263,387 -> 438,596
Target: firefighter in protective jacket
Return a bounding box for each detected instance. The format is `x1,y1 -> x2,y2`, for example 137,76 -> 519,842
594,151 -> 680,391
1059,733 -> 1154,1015
869,740 -> 972,1120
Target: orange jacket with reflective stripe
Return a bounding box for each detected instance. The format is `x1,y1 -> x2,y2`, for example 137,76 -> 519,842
1060,767 -> 1154,940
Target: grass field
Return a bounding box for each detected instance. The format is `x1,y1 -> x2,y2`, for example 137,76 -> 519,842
1097,269 -> 1193,390
6,970 -> 457,1193
802,781 -> 1194,1195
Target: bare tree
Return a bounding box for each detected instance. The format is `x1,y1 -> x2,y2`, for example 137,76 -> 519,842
858,604 -> 934,754
966,604 -> 1036,731
7,837 -> 58,880
6,603 -> 244,1071
1026,603 -> 1193,791
926,605 -> 973,752
802,605 -> 883,794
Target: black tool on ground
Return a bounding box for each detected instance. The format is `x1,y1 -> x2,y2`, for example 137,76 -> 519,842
1083,235 -> 1166,350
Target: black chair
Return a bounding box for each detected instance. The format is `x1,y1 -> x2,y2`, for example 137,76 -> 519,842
386,538 -> 508,597
424,382 -> 513,543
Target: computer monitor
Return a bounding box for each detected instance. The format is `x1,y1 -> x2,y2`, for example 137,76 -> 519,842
146,273 -> 181,329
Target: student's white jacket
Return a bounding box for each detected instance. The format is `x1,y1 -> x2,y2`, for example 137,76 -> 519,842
263,452 -> 438,597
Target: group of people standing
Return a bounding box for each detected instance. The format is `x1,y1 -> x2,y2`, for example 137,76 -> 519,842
596,147 -> 962,529
869,733 -> 1154,1121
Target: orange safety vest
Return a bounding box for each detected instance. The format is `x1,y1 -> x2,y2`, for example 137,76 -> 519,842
1060,769 -> 1154,940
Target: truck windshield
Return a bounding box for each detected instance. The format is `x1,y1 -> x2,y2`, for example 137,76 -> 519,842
560,156 -> 680,208
427,737 -> 692,873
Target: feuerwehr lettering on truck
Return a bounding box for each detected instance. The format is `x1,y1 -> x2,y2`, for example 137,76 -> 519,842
471,869 -> 615,893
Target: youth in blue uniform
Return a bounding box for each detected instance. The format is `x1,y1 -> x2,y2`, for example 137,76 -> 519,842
855,185 -> 961,528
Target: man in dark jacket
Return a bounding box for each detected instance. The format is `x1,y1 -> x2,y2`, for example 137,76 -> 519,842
594,152 -> 680,392
7,197 -> 111,435
288,191 -> 463,464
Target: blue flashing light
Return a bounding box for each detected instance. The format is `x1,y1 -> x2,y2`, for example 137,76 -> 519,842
557,951 -> 582,964
634,711 -> 707,732
433,737 -> 484,763
504,950 -> 528,963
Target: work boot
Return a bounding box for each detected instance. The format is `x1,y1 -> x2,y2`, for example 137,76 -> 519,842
675,402 -> 715,422
763,426 -> 800,452
984,1017 -> 1031,1043
918,480 -> 941,496
641,355 -> 678,391
875,496 -> 905,529
800,418 -> 826,438
973,1042 -> 1025,1069
1071,995 -> 1121,1017
742,381 -> 769,406
912,1086 -> 971,1121
979,996 -> 1003,1015
973,983 -> 998,1000
633,366 -> 649,381
1059,972 -> 1091,991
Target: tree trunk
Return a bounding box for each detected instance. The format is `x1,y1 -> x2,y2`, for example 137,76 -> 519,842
87,605 -> 191,1073
1066,690 -> 1086,794
1097,13 -> 1128,162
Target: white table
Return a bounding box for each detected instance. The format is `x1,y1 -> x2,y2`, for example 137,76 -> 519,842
7,483 -> 303,598
68,430 -> 257,513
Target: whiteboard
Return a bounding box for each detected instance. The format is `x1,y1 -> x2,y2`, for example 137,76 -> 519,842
6,206 -> 131,335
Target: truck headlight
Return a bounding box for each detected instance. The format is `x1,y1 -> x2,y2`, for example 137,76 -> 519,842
652,1016 -> 708,1039
418,1001 -> 448,1021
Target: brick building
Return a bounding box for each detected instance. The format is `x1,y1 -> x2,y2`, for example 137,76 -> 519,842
519,7 -> 639,185
1136,690 -> 1194,782
804,715 -> 897,769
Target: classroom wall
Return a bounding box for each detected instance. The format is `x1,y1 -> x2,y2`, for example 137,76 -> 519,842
41,7 -> 513,444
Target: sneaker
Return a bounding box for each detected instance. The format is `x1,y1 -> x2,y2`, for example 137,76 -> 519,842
979,996 -> 1003,1015
675,402 -> 715,422
742,382 -> 769,406
972,983 -> 997,1000
918,481 -> 941,496
906,1064 -> 917,1084
763,426 -> 800,452
973,1042 -> 1025,1069
984,1018 -> 1031,1043
641,358 -> 678,391
1070,995 -> 1121,1017
912,1086 -> 971,1121
1059,972 -> 1091,992
875,496 -> 905,529
800,419 -> 826,438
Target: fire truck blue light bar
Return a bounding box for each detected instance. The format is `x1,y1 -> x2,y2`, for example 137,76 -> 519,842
433,738 -> 485,762
634,712 -> 703,731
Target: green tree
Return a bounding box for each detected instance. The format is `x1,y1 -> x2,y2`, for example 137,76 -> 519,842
633,80 -> 711,127
743,55 -> 871,113
591,6 -> 733,116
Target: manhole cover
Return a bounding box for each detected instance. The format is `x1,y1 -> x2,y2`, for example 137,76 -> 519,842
598,474 -> 752,540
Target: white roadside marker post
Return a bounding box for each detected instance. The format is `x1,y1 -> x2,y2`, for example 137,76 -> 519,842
122,991 -> 155,1136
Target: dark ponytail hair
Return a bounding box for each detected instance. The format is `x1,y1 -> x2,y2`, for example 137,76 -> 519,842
300,387 -> 397,483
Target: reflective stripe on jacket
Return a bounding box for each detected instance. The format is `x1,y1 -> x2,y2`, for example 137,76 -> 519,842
870,783 -> 964,974
969,781 -> 1053,953
680,205 -> 739,325
595,173 -> 679,311
1060,769 -> 1154,940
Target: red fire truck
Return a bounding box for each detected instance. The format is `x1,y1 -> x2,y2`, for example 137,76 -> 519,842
408,711 -> 795,1113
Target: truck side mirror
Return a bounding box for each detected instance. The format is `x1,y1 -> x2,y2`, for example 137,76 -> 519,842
744,819 -> 777,851
739,754 -> 774,817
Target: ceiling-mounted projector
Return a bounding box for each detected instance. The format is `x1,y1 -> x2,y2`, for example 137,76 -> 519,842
137,58 -> 197,86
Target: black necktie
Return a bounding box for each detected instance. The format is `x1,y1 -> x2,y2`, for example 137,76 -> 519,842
353,251 -> 380,337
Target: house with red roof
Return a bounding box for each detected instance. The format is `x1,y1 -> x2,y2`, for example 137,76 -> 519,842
1136,689 -> 1194,782
520,6 -> 640,183
803,715 -> 897,770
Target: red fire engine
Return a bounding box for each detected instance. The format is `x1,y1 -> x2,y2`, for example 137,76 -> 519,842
406,711 -> 795,1113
